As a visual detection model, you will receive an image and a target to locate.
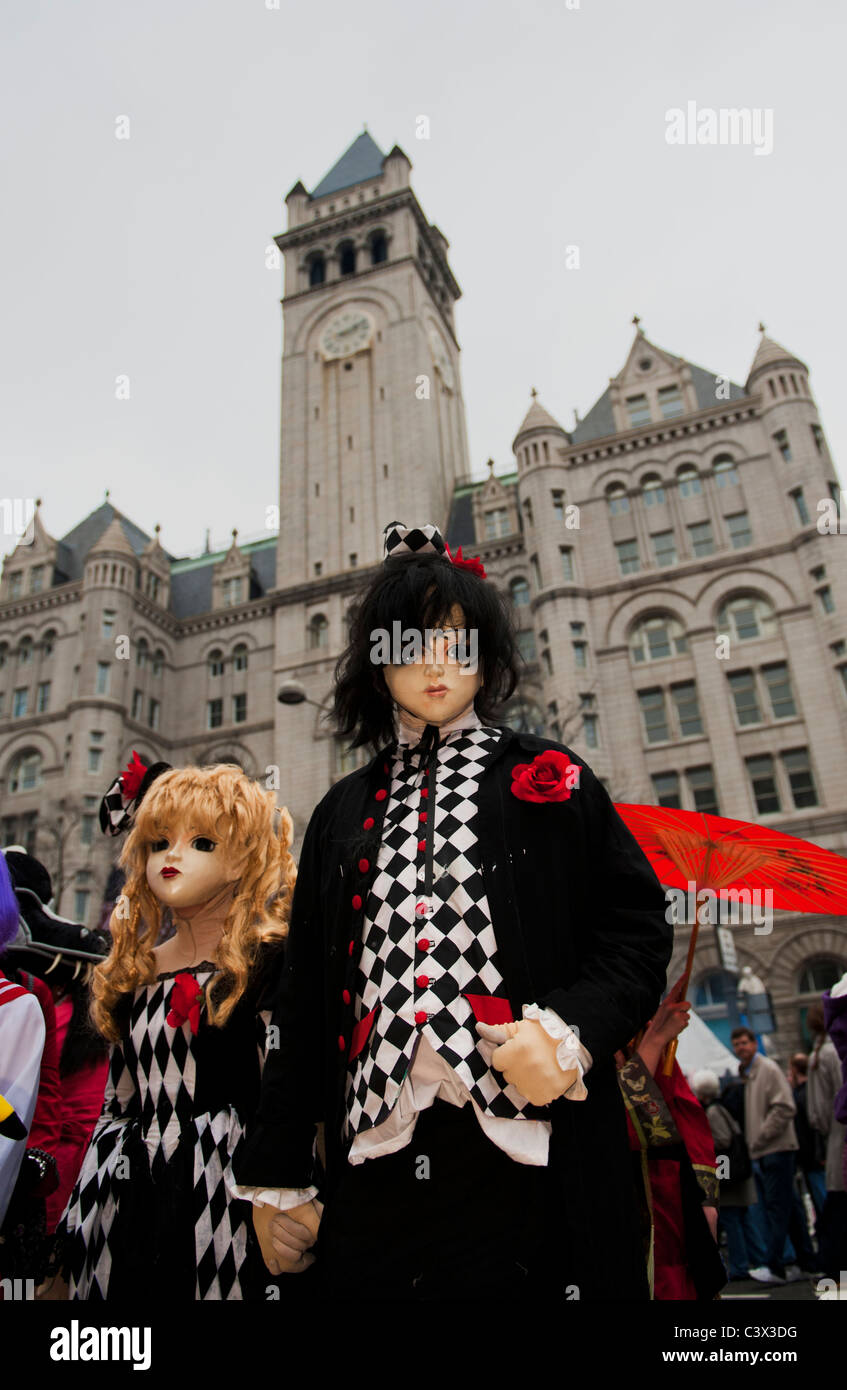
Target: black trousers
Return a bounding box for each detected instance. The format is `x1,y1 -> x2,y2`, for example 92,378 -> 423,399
315,1098 -> 570,1299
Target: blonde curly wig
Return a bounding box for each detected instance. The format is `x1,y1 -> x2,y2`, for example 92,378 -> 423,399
91,764 -> 296,1041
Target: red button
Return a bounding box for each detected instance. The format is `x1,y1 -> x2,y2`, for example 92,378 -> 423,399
420,787 -> 429,798
337,1035 -> 345,1051
358,858 -> 369,872
417,838 -> 426,852
418,811 -> 427,822
375,788 -> 387,801
416,975 -> 430,988
352,894 -> 362,909
417,938 -> 430,951
342,989 -> 351,1005
415,1011 -> 427,1025
363,817 -> 374,830
348,939 -> 355,956
415,901 -> 428,917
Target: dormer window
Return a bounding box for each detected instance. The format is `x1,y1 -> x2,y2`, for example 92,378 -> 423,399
626,394 -> 651,427
222,577 -> 243,607
657,385 -> 684,420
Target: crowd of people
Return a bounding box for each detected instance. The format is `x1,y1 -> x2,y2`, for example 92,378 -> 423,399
2,520 -> 846,1302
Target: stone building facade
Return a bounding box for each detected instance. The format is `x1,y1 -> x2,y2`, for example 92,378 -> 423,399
1,130 -> 845,1060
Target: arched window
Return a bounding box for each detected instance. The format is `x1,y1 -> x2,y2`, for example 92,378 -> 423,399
606,483 -> 630,515
370,231 -> 388,264
677,465 -> 702,498
8,748 -> 43,793
152,649 -> 165,677
630,613 -> 689,664
136,637 -> 149,669
716,594 -> 777,643
233,643 -> 249,672
713,454 -> 739,487
41,629 -> 56,658
797,958 -> 844,995
208,649 -> 224,677
338,241 -> 356,276
308,253 -> 326,287
509,576 -> 530,608
0,642 -> 7,669
641,475 -> 665,506
17,637 -> 33,665
308,614 -> 329,650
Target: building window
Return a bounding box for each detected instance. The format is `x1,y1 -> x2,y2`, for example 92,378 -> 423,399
233,693 -> 247,724
688,521 -> 714,557
782,748 -> 818,808
638,688 -> 669,743
727,669 -> 761,725
516,628 -> 537,662
81,813 -> 96,845
308,614 -> 329,649
530,555 -> 542,589
552,490 -> 565,520
233,644 -> 249,672
726,511 -> 752,548
774,429 -> 792,462
152,649 -> 164,677
657,384 -> 684,419
642,475 -> 665,506
29,565 -> 45,593
790,488 -> 809,524
651,531 -> 677,567
148,698 -> 160,730
677,466 -> 702,498
541,647 -> 553,676
36,681 -> 50,713
95,662 -> 110,695
762,662 -> 797,718
485,507 -> 509,538
88,744 -> 103,773
625,394 -> 651,427
8,750 -> 42,792
713,455 -> 739,487
811,423 -> 826,455
652,772 -> 681,808
716,595 -> 776,643
370,231 -> 388,264
308,254 -> 326,286
209,649 -> 224,677
573,641 -> 587,669
522,498 -> 534,528
222,577 -> 243,606
102,609 -> 116,639
818,585 -> 835,614
746,754 -> 781,814
560,547 -> 574,581
9,572 -> 22,598
207,699 -> 223,730
670,681 -> 703,737
136,638 -> 148,668
41,630 -> 55,658
132,688 -> 143,719
339,241 -> 356,275
615,539 -> 640,575
630,614 -> 688,663
73,890 -> 90,922
335,738 -> 370,777
18,638 -> 33,665
687,765 -> 719,815
607,484 -> 630,515
13,687 -> 29,718
583,714 -> 598,748
509,576 -> 530,607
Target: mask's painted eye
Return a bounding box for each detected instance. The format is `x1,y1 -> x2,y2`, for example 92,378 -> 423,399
150,838 -> 169,853
193,837 -> 216,853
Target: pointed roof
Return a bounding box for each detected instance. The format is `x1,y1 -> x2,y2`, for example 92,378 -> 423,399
512,394 -> 567,447
87,515 -> 137,558
310,131 -> 386,199
56,502 -> 174,582
747,332 -> 807,384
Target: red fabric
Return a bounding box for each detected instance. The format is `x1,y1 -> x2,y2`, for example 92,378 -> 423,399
463,993 -> 514,1025
349,1006 -> 378,1062
44,1000 -> 110,1231
23,975 -> 62,1160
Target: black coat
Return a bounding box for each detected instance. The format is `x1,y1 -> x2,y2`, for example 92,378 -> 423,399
236,728 -> 674,1299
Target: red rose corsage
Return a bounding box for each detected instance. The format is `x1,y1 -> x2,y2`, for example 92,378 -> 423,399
166,972 -> 204,1035
444,541 -> 486,580
120,750 -> 149,801
510,750 -> 580,803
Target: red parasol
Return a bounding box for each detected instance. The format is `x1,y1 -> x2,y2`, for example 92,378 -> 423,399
614,803 -> 847,1072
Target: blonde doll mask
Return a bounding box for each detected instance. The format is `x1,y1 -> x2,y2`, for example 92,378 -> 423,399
145,820 -> 247,913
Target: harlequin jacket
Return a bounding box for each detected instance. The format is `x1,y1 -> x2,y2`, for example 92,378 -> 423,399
235,727 -> 674,1300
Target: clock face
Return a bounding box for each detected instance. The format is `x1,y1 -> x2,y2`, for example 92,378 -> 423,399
427,324 -> 455,392
320,310 -> 374,360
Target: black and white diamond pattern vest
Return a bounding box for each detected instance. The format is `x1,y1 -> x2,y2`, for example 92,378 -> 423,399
344,724 -> 541,1138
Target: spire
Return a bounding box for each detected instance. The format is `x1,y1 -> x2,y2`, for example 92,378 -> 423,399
310,130 -> 386,199
747,328 -> 808,388
513,391 -> 567,448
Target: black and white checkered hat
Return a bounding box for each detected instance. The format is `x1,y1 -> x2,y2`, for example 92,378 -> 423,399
382,520 -> 447,561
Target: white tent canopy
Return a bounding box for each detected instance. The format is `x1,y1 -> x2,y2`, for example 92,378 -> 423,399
675,1008 -> 737,1083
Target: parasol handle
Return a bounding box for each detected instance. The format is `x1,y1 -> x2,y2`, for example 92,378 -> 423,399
661,918 -> 701,1076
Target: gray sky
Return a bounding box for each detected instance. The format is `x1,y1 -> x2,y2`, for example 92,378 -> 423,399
2,0 -> 844,563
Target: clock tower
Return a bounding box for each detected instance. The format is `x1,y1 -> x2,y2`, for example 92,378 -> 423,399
274,130 -> 470,588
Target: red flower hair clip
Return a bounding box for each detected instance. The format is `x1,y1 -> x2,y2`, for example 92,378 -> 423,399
120,750 -> 149,801
510,750 -> 581,803
166,973 -> 204,1035
444,542 -> 486,580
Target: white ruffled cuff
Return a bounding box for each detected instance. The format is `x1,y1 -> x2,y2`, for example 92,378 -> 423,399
522,1003 -> 590,1099
229,1183 -> 319,1211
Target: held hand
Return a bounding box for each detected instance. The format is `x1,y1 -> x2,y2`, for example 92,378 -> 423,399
645,975 -> 692,1048
704,1206 -> 719,1242
476,1018 -> 579,1106
253,1198 -> 323,1275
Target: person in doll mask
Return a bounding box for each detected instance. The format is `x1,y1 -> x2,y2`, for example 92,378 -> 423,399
235,521 -> 673,1300
52,763 -> 296,1301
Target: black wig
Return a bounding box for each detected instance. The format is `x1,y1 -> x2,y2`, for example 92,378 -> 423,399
333,552 -> 521,752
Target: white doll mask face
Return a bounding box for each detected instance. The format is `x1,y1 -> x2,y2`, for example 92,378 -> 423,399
383,602 -> 483,729
145,822 -> 242,911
